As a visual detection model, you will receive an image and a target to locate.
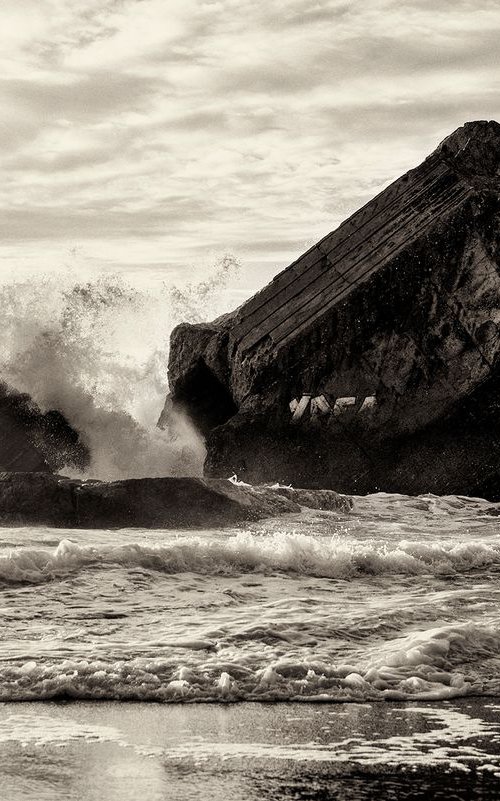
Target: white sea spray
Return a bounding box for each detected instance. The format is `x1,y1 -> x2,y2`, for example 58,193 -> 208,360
0,256 -> 239,480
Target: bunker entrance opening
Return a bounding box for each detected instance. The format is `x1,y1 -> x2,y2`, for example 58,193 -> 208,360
174,359 -> 238,436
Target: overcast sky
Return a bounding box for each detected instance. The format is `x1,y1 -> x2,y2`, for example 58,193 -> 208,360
1,0 -> 500,292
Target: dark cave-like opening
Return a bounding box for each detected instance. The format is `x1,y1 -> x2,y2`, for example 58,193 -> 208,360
174,359 -> 238,435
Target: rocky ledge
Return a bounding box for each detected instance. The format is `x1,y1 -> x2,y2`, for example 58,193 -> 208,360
0,472 -> 351,529
0,382 -> 88,473
163,120 -> 500,499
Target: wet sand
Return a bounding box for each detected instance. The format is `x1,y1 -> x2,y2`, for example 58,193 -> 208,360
1,700 -> 499,800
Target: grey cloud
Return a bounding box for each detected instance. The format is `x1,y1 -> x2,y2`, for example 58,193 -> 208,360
267,1 -> 352,27
1,0 -> 499,277
217,35 -> 499,103
0,116 -> 41,153
145,106 -> 282,139
166,109 -> 229,131
394,0 -> 497,8
233,237 -> 313,253
33,23 -> 119,66
30,0 -> 132,67
215,61 -> 326,96
0,71 -> 166,124
0,198 -> 217,242
5,146 -> 119,174
214,7 -> 500,100
339,29 -> 500,78
315,94 -> 500,144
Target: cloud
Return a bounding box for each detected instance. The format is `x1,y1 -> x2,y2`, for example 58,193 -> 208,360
0,71 -> 165,122
0,0 -> 499,289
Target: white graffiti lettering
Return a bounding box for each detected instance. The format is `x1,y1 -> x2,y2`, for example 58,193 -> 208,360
290,393 -> 312,422
289,394 -> 377,421
310,394 -> 332,416
333,396 -> 356,416
359,395 -> 377,412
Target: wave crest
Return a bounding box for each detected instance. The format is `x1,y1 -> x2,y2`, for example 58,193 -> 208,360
2,533 -> 500,585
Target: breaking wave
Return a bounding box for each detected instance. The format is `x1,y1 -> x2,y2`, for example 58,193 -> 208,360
2,532 -> 500,586
2,504 -> 500,703
0,256 -> 240,480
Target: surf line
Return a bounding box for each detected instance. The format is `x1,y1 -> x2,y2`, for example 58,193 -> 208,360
289,394 -> 377,423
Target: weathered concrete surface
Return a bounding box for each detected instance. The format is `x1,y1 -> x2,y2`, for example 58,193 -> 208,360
0,383 -> 89,473
165,120 -> 500,499
0,473 -> 351,528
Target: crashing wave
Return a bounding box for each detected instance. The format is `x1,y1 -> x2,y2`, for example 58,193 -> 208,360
0,260 -> 239,481
1,532 -> 500,585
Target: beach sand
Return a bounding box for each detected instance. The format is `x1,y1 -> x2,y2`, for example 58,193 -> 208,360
0,700 -> 499,800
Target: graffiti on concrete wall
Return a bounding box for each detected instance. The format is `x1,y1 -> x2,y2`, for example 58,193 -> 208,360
289,393 -> 376,423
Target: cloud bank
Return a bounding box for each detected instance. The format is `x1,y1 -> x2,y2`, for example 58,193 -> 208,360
1,0 -> 499,289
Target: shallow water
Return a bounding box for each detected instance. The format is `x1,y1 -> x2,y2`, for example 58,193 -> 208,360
0,700 -> 500,800
1,491 -> 500,702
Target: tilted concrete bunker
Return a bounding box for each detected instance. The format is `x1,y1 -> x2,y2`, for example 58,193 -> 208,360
164,120 -> 500,498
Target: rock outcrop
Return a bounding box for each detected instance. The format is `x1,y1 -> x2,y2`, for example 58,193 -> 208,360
0,383 -> 89,473
164,120 -> 500,499
0,472 -> 351,528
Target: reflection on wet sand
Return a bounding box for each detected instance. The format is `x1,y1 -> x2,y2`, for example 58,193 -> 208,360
0,701 -> 499,801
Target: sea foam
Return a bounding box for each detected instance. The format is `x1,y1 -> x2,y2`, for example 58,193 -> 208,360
0,619 -> 498,702
1,532 -> 500,585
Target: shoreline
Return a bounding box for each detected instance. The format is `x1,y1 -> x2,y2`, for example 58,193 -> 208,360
0,699 -> 499,800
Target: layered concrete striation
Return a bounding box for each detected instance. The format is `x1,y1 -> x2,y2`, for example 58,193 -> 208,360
165,120 -> 500,498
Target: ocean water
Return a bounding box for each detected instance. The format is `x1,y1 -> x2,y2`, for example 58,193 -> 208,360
1,490 -> 500,704
1,490 -> 500,798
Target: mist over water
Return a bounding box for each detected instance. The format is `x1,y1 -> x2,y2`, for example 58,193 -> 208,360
0,256 -> 240,481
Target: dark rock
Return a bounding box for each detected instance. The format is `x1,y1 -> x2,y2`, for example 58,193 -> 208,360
0,472 -> 351,528
164,120 -> 500,500
0,383 -> 89,473
271,487 -> 353,512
